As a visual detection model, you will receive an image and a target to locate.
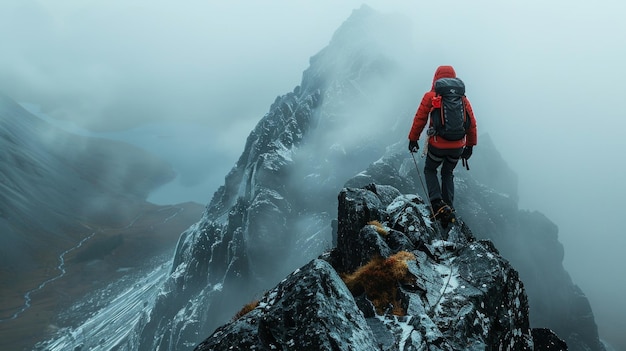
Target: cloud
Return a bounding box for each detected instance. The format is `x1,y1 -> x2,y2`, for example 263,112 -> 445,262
0,1 -> 362,132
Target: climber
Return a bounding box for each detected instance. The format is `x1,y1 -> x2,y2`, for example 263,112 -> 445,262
408,65 -> 477,225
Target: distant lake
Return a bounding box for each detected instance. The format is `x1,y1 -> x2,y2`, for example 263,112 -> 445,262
21,103 -> 227,205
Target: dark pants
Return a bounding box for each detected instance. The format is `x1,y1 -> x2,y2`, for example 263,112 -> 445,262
424,146 -> 463,206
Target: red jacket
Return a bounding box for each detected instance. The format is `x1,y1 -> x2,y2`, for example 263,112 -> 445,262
408,65 -> 477,149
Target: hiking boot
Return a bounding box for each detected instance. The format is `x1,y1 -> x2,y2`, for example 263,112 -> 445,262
431,199 -> 455,228
431,199 -> 448,214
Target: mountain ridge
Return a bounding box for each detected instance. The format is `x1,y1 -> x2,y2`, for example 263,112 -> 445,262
195,183 -> 568,350
130,6 -> 605,351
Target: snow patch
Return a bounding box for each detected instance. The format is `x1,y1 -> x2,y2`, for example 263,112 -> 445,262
474,310 -> 490,336
170,262 -> 188,280
375,315 -> 415,351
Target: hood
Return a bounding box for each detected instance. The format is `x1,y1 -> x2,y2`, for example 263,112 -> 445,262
431,65 -> 457,89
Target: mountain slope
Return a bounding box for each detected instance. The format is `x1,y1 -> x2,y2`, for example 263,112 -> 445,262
0,93 -> 175,266
130,5 -> 604,351
0,93 -> 204,351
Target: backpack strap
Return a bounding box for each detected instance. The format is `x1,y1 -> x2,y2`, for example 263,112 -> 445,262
461,96 -> 470,126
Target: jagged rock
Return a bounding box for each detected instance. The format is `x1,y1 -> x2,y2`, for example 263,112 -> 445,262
132,6 -> 605,351
532,328 -> 568,350
195,259 -> 379,351
195,184 -> 537,350
133,7 -> 418,350
348,142 -> 606,351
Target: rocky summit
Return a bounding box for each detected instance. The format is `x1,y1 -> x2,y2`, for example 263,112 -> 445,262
195,184 -> 565,350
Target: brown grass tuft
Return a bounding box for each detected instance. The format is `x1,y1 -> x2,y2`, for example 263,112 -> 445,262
367,220 -> 388,236
342,251 -> 416,316
232,300 -> 259,321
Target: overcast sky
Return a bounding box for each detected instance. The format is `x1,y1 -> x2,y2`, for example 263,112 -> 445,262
1,0 -> 625,347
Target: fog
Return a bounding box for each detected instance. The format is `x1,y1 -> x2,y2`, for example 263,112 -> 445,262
1,0 -> 625,348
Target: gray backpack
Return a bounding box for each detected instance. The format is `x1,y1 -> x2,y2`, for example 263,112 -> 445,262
430,77 -> 469,141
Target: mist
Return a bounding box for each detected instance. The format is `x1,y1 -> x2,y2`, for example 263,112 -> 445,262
1,0 -> 625,348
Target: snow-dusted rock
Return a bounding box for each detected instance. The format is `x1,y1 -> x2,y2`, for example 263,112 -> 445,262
133,6 -> 604,351
347,141 -> 605,351
194,184 -> 545,350
196,259 -> 379,351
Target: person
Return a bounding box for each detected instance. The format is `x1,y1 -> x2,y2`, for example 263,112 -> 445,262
408,65 -> 477,223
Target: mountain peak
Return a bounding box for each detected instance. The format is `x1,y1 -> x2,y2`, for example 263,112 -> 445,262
302,5 -> 413,94
128,7 -> 605,351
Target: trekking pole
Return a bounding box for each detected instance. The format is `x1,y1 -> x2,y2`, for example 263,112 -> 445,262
410,151 -> 435,217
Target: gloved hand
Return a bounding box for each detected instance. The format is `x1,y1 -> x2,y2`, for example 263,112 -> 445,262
408,140 -> 419,153
461,145 -> 473,159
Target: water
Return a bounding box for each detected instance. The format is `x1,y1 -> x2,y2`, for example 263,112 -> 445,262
20,103 -> 224,205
